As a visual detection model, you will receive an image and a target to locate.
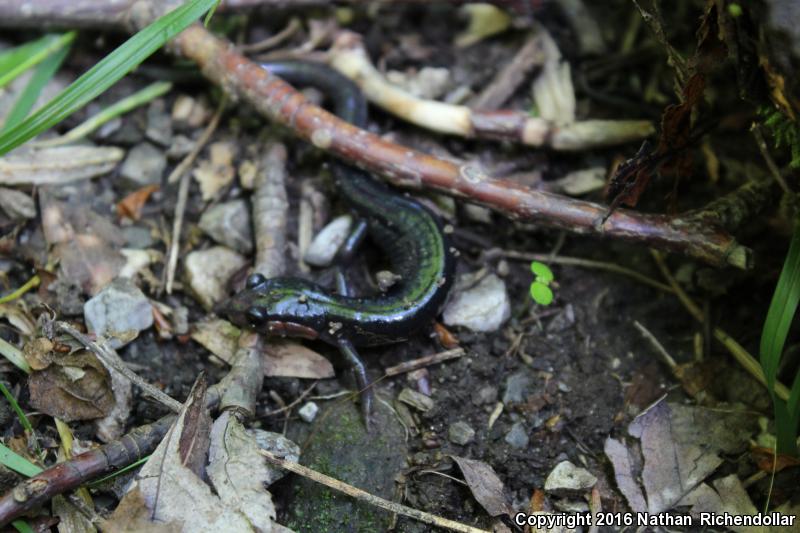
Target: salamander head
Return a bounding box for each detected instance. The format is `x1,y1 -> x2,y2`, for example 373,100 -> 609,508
219,273 -> 320,340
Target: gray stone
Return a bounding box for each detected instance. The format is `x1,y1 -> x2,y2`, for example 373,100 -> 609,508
504,422 -> 529,449
544,461 -> 597,494
198,199 -> 253,254
145,99 -> 172,146
122,226 -> 154,249
84,278 -> 153,348
304,215 -> 352,267
443,273 -> 510,332
184,246 -> 247,311
448,421 -> 475,445
285,401 -> 406,532
298,402 -> 319,423
503,372 -> 532,405
472,385 -> 498,406
249,429 -> 300,485
119,142 -> 166,188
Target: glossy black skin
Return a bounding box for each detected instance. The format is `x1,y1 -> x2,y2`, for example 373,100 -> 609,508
221,61 -> 455,347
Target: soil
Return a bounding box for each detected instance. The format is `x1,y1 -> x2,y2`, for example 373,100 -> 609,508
1,1 -> 799,532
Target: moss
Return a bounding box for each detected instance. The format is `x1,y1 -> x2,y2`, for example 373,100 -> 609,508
761,107 -> 800,168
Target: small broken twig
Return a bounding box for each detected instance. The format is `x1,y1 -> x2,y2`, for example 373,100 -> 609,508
384,348 -> 465,376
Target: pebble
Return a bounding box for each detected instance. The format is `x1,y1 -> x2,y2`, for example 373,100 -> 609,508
145,99 -> 172,146
119,142 -> 166,188
184,246 -> 247,310
198,199 -> 254,254
398,387 -> 434,412
502,372 -> 532,405
544,461 -> 597,494
84,278 -> 153,348
121,226 -> 154,249
298,402 -> 319,423
250,429 -> 300,485
304,215 -> 352,267
471,385 -> 498,406
443,273 -> 510,332
448,421 -> 475,445
504,422 -> 529,449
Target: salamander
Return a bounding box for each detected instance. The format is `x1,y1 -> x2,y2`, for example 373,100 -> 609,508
219,61 -> 456,427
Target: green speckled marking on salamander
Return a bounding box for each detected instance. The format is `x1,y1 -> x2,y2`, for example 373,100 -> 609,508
220,61 -> 455,347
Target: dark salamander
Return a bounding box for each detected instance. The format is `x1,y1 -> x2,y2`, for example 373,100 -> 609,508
220,61 -> 455,427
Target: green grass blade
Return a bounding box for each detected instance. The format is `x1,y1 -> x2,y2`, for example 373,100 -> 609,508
0,442 -> 42,477
11,520 -> 34,533
2,41 -> 72,132
0,381 -> 33,434
760,218 -> 800,388
0,0 -> 219,156
35,81 -> 172,147
0,337 -> 31,375
0,32 -> 76,89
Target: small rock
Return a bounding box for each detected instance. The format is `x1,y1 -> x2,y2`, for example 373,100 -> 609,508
448,421 -> 475,445
398,387 -> 434,412
238,160 -> 258,190
463,204 -> 493,224
552,167 -> 606,195
84,278 -> 153,348
443,273 -> 510,332
119,249 -> 152,279
376,270 -> 402,292
503,372 -> 532,405
472,385 -> 498,406
250,429 -> 300,485
184,246 -> 247,310
304,215 -> 352,267
119,142 -> 166,189
298,402 -> 319,423
145,99 -> 172,146
166,134 -> 195,160
504,422 -> 529,449
172,94 -> 210,129
121,226 -> 153,249
198,199 -> 253,254
544,461 -> 597,494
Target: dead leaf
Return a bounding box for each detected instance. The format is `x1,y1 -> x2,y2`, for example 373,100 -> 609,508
191,318 -> 240,362
193,142 -> 236,201
112,375 -> 257,532
750,445 -> 800,473
450,455 -> 511,517
603,438 -> 647,513
679,475 -> 760,533
610,399 -> 757,514
264,340 -> 334,379
0,146 -> 123,186
52,494 -> 97,533
101,487 -> 183,533
94,364 -> 133,443
207,411 -> 278,531
178,375 -> 211,476
22,337 -> 55,371
28,350 -> 114,421
117,184 -> 159,221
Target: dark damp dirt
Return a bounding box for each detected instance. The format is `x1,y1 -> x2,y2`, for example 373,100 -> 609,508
2,1 -> 800,531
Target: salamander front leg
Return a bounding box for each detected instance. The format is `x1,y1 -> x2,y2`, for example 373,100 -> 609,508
337,337 -> 374,431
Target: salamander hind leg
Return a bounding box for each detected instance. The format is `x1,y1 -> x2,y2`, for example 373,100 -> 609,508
337,337 -> 374,432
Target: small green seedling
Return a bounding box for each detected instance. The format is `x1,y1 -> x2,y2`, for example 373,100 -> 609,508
529,261 -> 555,306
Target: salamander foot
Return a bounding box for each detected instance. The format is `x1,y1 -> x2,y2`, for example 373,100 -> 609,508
338,338 -> 374,431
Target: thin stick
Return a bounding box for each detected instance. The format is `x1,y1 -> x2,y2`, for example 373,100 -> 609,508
238,17 -> 301,53
650,250 -> 790,401
384,348 -> 465,376
486,249 -> 674,293
259,450 -> 489,533
56,322 -> 183,413
751,124 -> 791,194
633,320 -> 677,369
262,379 -> 318,417
164,96 -> 227,294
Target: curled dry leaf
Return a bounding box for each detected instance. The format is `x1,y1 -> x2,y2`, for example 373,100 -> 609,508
207,411 -> 278,531
117,184 -> 159,221
22,337 -> 55,371
0,146 -> 124,186
450,455 -> 512,517
263,340 -> 334,379
28,350 -> 114,422
109,376 -> 256,532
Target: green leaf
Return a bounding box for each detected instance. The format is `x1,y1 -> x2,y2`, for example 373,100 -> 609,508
0,442 -> 42,477
2,38 -> 72,132
530,261 -> 554,284
0,382 -> 33,435
530,282 -> 554,306
0,32 -> 75,89
12,520 -> 34,533
0,0 -> 219,156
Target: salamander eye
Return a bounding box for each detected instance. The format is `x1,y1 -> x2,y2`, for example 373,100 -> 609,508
247,306 -> 267,323
246,273 -> 267,289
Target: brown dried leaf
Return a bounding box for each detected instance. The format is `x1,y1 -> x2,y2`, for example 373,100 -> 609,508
28,350 -> 114,421
177,375 -> 211,476
750,445 -> 800,473
264,340 -> 334,379
116,184 -> 159,221
450,455 -> 511,517
22,337 -> 55,371
101,487 -> 183,533
190,318 -> 240,363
